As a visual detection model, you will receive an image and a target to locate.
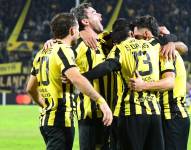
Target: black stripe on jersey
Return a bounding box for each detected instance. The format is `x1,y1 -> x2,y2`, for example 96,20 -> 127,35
86,48 -> 93,69
44,98 -> 51,126
159,92 -> 164,116
54,83 -> 67,126
119,72 -> 128,116
79,93 -> 85,119
72,38 -> 83,58
129,91 -> 135,115
112,73 -> 118,108
57,48 -> 76,73
168,90 -> 174,117
138,92 -> 146,114
147,91 -> 156,114
54,98 -> 66,127
107,73 -> 112,107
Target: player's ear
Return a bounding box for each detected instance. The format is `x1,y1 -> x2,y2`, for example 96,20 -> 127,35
81,18 -> 89,26
69,27 -> 75,36
144,30 -> 151,40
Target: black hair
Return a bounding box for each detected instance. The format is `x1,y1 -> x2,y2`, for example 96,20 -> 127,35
130,15 -> 160,37
70,3 -> 92,31
111,18 -> 130,43
50,12 -> 77,39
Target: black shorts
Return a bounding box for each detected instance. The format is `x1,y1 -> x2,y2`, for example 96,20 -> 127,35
110,116 -> 120,150
40,126 -> 75,150
118,115 -> 164,150
78,117 -> 110,150
162,116 -> 190,150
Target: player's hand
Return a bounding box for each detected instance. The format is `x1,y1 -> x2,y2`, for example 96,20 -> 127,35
159,26 -> 170,35
80,30 -> 98,50
97,97 -> 113,126
43,39 -> 56,51
128,71 -> 144,91
99,102 -> 113,126
160,42 -> 176,60
61,76 -> 71,84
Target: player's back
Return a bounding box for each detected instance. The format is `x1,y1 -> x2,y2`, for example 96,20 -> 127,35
113,38 -> 161,116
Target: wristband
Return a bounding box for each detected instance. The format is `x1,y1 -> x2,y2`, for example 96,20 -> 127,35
96,97 -> 106,105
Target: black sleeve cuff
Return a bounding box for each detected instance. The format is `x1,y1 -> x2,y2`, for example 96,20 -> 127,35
62,65 -> 76,75
158,34 -> 177,45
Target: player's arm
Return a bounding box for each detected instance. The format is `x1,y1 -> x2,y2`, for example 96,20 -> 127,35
83,58 -> 121,80
26,75 -> 45,108
83,46 -> 121,80
129,71 -> 175,92
64,67 -> 113,126
174,41 -> 188,54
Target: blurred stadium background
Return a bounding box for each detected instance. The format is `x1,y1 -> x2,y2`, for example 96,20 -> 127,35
0,0 -> 190,149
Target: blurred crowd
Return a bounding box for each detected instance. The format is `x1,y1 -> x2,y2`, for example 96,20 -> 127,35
120,0 -> 191,61
0,0 -> 190,53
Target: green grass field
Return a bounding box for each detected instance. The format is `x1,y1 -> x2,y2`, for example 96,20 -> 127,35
0,105 -> 190,150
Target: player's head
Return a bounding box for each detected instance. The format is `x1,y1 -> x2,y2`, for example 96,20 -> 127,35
111,18 -> 130,44
70,3 -> 103,33
130,15 -> 160,40
50,12 -> 79,45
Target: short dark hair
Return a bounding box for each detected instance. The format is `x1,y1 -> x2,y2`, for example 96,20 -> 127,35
50,12 -> 77,39
70,3 -> 92,31
130,15 -> 160,37
111,18 -> 129,43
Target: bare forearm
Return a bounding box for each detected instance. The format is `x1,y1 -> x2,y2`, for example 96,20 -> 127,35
143,77 -> 174,91
175,41 -> 188,54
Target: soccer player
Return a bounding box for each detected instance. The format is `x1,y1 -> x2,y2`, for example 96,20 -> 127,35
129,16 -> 190,150
26,12 -> 112,150
43,3 -> 116,149
70,3 -> 116,150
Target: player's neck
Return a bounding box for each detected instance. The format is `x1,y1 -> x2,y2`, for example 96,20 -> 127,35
80,26 -> 98,39
55,37 -> 72,47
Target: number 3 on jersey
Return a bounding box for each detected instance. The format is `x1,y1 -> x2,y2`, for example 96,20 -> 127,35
133,51 -> 153,76
39,56 -> 50,86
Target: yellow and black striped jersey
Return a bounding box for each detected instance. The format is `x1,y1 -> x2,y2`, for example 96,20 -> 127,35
75,33 -> 116,120
160,51 -> 188,119
31,40 -> 76,127
108,38 -> 175,116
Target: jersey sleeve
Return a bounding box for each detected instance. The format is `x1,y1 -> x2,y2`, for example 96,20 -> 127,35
31,52 -> 40,76
107,45 -> 121,65
160,57 -> 175,75
56,46 -> 76,74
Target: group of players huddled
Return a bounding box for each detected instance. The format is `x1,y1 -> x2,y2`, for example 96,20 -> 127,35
26,3 -> 190,150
